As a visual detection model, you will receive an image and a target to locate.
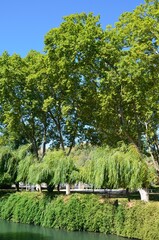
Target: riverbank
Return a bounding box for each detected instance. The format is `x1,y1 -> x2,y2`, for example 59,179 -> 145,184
0,192 -> 159,240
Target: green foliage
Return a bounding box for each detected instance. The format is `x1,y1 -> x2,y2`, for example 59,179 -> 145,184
16,155 -> 33,183
82,194 -> 113,233
28,149 -> 79,187
0,144 -> 34,187
80,143 -> 156,190
0,192 -> 49,224
0,146 -> 15,186
0,1 -> 159,165
0,0 -> 158,204
43,194 -> 85,231
120,202 -> 159,239
113,204 -> 126,235
0,193 -> 159,239
97,0 -> 159,161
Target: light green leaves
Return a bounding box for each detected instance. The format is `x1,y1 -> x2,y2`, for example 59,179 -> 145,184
79,144 -> 156,190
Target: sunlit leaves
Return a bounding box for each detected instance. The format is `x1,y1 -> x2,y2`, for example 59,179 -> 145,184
28,149 -> 78,186
97,1 -> 159,160
80,144 -> 156,190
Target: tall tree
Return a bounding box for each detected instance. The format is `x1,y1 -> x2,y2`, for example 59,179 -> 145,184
97,0 -> 159,167
43,13 -> 104,154
0,52 -> 28,148
23,50 -> 50,157
0,51 -> 50,157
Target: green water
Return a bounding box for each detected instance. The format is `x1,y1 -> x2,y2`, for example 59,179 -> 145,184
0,220 -> 126,240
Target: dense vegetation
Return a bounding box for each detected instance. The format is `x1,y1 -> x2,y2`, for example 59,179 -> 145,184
0,0 -> 158,190
0,0 -> 159,201
0,0 -> 159,156
0,192 -> 159,240
0,142 -> 157,200
0,2 -> 159,239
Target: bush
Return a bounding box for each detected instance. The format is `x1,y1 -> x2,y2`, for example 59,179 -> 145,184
0,192 -> 159,240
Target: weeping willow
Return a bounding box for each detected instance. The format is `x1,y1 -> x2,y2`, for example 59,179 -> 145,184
0,144 -> 33,186
80,143 -> 157,190
0,142 -> 157,194
28,149 -> 78,187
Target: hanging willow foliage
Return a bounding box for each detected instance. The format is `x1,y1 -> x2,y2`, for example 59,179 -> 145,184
80,143 -> 157,190
28,149 -> 78,187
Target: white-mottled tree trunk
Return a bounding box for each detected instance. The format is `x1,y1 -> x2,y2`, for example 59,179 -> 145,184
78,182 -> 85,190
66,183 -> 71,195
138,188 -> 149,202
36,184 -> 42,192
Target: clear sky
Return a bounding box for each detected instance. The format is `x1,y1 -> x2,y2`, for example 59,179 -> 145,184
0,0 -> 145,57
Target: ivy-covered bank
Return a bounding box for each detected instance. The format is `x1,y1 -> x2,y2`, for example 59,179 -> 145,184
0,192 -> 159,240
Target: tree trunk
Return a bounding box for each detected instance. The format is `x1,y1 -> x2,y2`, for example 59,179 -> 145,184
47,184 -> 54,193
15,182 -> 19,192
78,182 -> 84,190
138,188 -> 149,202
42,140 -> 46,158
57,184 -> 60,192
66,183 -> 71,195
126,188 -> 130,202
36,184 -> 42,192
42,115 -> 47,158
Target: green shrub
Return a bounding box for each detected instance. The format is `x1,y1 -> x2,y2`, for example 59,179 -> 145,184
42,196 -> 64,228
61,194 -> 85,231
113,204 -> 126,235
83,195 -> 113,233
1,192 -> 159,240
0,193 -> 21,220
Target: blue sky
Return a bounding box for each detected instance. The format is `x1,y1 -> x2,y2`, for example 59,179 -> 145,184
0,0 -> 145,57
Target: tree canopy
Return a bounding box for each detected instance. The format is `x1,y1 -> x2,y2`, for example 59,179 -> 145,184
0,0 -> 158,197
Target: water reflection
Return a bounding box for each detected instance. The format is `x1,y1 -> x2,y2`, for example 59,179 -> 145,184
0,220 -> 126,240
0,232 -> 49,240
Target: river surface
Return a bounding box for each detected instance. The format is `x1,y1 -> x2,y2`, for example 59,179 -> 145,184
0,219 -> 127,240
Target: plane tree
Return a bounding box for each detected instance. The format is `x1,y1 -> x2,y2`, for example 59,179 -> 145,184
43,13 -> 104,154
0,52 -> 28,147
23,50 -> 51,157
0,1 -> 159,195
0,51 -> 51,158
96,0 -> 159,168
